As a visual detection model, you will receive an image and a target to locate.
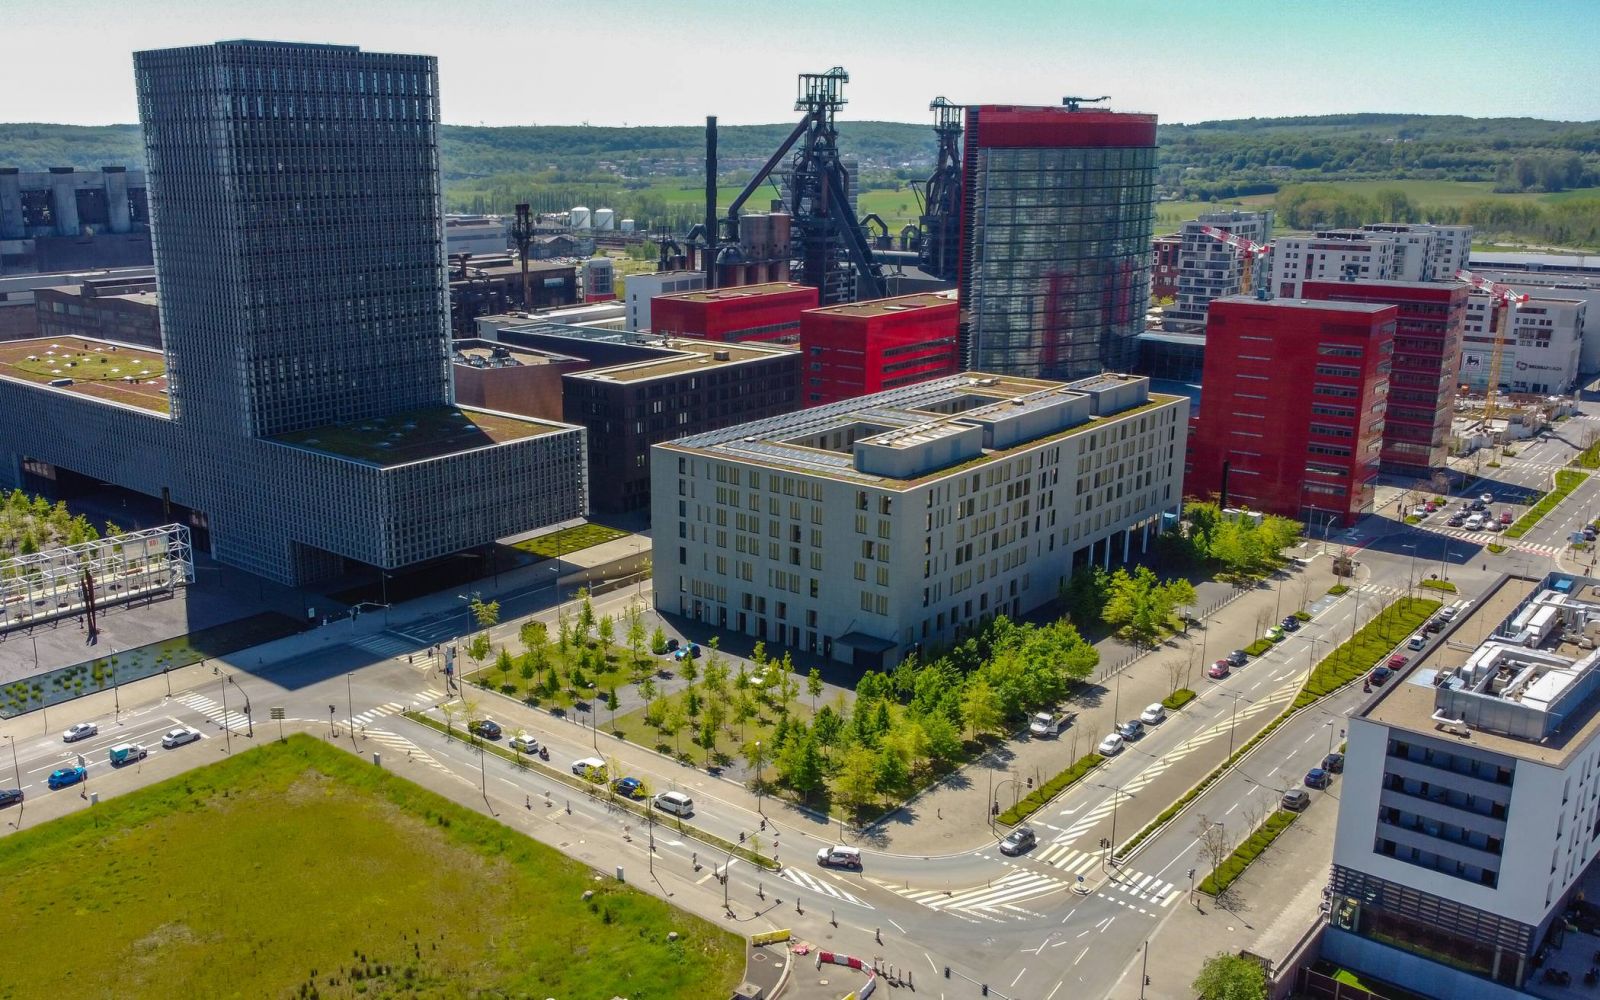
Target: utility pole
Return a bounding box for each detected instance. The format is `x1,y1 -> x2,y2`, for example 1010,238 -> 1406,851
511,203 -> 535,310
218,667 -> 231,755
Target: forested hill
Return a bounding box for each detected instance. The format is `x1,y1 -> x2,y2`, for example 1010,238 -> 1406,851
3,112 -> 1598,197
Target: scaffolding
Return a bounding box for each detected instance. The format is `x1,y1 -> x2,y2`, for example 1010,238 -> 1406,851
1,523 -> 194,634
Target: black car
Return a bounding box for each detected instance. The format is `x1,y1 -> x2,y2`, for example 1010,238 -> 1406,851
1424,616 -> 1447,633
468,719 -> 502,740
1304,767 -> 1331,789
0,787 -> 21,808
1280,616 -> 1301,632
1226,649 -> 1249,667
1446,516 -> 1466,527
1469,499 -> 1486,512
1323,752 -> 1345,773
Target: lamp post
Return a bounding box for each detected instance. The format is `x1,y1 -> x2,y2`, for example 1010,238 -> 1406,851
755,740 -> 764,815
346,671 -> 355,740
1402,543 -> 1418,594
5,733 -> 20,796
1326,720 -> 1344,761
229,675 -> 253,737
215,666 -> 231,755
109,648 -> 120,725
1227,692 -> 1243,757
1439,534 -> 1452,582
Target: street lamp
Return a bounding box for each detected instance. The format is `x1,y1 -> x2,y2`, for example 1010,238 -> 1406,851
346,671 -> 356,740
228,675 -> 253,737
754,740 -> 764,815
1227,692 -> 1244,757
214,666 -> 232,755
109,648 -> 121,725
1402,543 -> 1418,594
1326,720 -> 1344,761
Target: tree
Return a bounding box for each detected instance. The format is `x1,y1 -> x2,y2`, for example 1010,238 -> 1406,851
1162,577 -> 1198,629
1103,566 -> 1170,648
959,677 -> 1004,741
638,676 -> 656,714
1192,953 -> 1267,1000
494,647 -> 515,687
440,700 -> 460,739
519,619 -> 547,654
920,712 -> 962,769
779,733 -> 825,802
679,653 -> 699,687
743,739 -> 770,792
605,687 -> 620,731
627,615 -> 648,669
836,745 -> 880,812
576,587 -> 596,638
876,744 -> 909,803
469,596 -> 500,632
649,625 -> 667,656
596,614 -> 615,649
663,701 -> 688,757
699,718 -> 718,767
466,632 -> 492,675
1194,813 -> 1234,902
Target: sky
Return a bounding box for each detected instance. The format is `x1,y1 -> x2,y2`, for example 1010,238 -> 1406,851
5,0 -> 1598,127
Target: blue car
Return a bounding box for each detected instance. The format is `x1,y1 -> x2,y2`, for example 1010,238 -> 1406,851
1304,767 -> 1330,790
614,776 -> 643,798
48,765 -> 87,790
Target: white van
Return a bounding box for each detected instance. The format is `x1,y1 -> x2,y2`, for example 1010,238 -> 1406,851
653,790 -> 694,817
816,844 -> 862,870
570,756 -> 606,778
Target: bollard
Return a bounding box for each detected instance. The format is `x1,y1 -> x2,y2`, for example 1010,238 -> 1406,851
796,896 -> 803,914
875,927 -> 882,944
566,799 -> 571,814
830,908 -> 836,927
616,866 -> 624,882
758,882 -> 765,899
373,752 -> 381,767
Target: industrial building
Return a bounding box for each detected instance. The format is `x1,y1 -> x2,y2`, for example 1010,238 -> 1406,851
652,372 -> 1186,667
1461,292 -> 1585,395
957,103 -> 1158,379
1326,571 -> 1600,997
1300,278 -> 1468,476
0,166 -> 153,274
1186,296 -> 1396,528
650,282 -> 819,345
33,275 -> 162,350
444,214 -> 509,256
451,339 -> 590,422
1162,211 -> 1273,331
798,292 -> 959,405
448,253 -> 579,336
0,40 -> 585,585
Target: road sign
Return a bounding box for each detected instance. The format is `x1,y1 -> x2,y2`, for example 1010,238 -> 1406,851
270,707 -> 285,721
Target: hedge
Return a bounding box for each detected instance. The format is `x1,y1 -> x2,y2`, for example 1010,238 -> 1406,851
1294,610 -> 1312,622
1162,688 -> 1196,711
1488,543 -> 1507,554
1243,638 -> 1274,656
998,753 -> 1104,826
1506,470 -> 1589,539
1328,584 -> 1350,596
1199,809 -> 1299,895
1419,579 -> 1457,593
1292,596 -> 1440,710
402,711 -> 780,870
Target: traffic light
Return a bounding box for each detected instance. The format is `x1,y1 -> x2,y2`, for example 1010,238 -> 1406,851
1145,975 -> 1152,986
1026,777 -> 1033,788
1187,867 -> 1196,879
981,986 -> 989,996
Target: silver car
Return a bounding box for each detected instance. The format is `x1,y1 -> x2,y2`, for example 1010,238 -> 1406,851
161,727 -> 201,748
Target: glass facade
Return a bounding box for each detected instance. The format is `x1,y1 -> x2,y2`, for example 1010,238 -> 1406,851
960,130 -> 1156,380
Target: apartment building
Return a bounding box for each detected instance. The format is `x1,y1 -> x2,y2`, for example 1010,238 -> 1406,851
652,373 -> 1187,668
1327,572 -> 1600,997
1461,292 -> 1585,395
1163,211 -> 1273,332
1273,224 -> 1473,299
1362,223 -> 1472,282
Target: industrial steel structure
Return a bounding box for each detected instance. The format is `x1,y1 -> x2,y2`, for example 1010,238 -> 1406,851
916,97 -> 964,282
1,523 -> 193,634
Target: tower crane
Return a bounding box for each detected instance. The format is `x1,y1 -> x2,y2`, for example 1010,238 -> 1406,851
1199,225 -> 1273,298
1455,269 -> 1529,423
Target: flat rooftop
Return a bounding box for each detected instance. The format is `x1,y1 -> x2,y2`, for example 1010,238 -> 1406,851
452,339 -> 582,369
657,282 -> 813,304
1214,294 -> 1397,315
570,339 -> 795,384
271,405 -> 564,466
1363,574 -> 1600,767
0,337 -> 170,415
806,292 -> 956,318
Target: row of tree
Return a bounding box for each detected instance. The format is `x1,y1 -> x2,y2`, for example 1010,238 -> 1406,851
1272,182 -> 1600,249
1,489 -> 119,558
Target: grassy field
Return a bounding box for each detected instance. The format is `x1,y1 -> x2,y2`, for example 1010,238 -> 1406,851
511,521 -> 627,559
0,735 -> 743,999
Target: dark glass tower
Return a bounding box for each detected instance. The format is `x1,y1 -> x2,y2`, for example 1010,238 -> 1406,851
134,40 -> 451,437
957,106 -> 1157,379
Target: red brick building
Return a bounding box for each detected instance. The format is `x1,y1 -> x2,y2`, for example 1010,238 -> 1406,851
1300,278 -> 1467,477
799,293 -> 959,405
1187,296 -> 1396,529
650,281 -> 818,345
1151,234 -> 1181,301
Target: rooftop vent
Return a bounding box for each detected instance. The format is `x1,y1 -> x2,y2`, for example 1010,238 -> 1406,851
713,349 -> 731,361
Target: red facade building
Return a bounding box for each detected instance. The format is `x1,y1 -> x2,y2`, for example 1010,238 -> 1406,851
649,281 -> 818,344
1151,234 -> 1181,301
799,293 -> 959,405
1300,279 -> 1467,477
1187,296 -> 1396,528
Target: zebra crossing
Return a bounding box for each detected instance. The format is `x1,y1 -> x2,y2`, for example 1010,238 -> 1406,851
174,691 -> 254,733
352,701 -> 407,727
1422,524 -> 1560,557
777,867 -> 872,908
867,869 -> 1063,923
350,631 -> 427,658
364,729 -> 454,776
1096,867 -> 1180,912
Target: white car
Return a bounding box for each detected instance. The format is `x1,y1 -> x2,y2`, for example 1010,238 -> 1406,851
508,732 -> 540,754
571,756 -> 607,778
1480,493 -> 1495,504
1029,712 -> 1065,737
1097,733 -> 1125,756
62,722 -> 98,743
161,726 -> 201,748
1140,703 -> 1166,725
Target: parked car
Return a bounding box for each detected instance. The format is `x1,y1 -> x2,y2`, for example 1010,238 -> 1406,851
1407,634 -> 1427,651
1483,519 -> 1502,533
1097,733 -> 1126,756
1386,653 -> 1409,670
0,787 -> 22,808
571,756 -> 607,778
1282,788 -> 1312,811
653,790 -> 694,817
1587,527 -> 1598,543
1226,649 -> 1249,667
108,743 -> 147,766
1208,660 -> 1231,680
1439,607 -> 1460,622
1424,501 -> 1439,513
613,776 -> 644,799
1480,493 -> 1495,504
161,727 -> 201,749
62,722 -> 98,743
1464,515 -> 1485,531
468,719 -> 502,740
1500,511 -> 1514,525
48,765 -> 87,790
999,826 -> 1037,856
1140,703 -> 1167,725
1370,665 -> 1393,686
1280,616 -> 1301,632
1323,751 -> 1345,773
1446,515 -> 1466,528
508,732 -> 540,754
1029,712 -> 1067,737
817,845 -> 863,870
1304,767 -> 1331,789
1117,719 -> 1145,740
1469,499 -> 1487,512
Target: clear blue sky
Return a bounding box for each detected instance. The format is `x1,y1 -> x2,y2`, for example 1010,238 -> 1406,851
5,0 -> 1597,126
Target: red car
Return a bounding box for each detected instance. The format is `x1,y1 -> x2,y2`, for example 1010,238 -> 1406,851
1208,660 -> 1231,679
1386,654 -> 1409,670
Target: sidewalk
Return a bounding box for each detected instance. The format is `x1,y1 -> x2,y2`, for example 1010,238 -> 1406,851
1108,782 -> 1336,998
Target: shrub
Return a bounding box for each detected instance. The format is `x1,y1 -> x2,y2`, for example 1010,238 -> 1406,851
1199,810 -> 1299,895
1487,543 -> 1507,554
1327,584 -> 1350,596
1292,596 -> 1439,710
1243,638 -> 1274,656
1419,579 -> 1457,593
1293,610 -> 1311,621
1162,688 -> 1196,710
1404,515 -> 1422,525
997,753 -> 1104,825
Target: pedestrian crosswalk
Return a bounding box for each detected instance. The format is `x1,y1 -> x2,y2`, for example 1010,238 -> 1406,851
1096,867 -> 1180,912
174,691 -> 253,733
364,728 -> 454,776
868,869 -> 1063,923
1420,524 -> 1560,557
352,701 -> 406,727
778,867 -> 872,908
350,631 -> 425,658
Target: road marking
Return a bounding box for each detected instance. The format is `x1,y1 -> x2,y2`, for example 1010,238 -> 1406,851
1047,981 -> 1064,1000
888,918 -> 905,934
1010,967 -> 1027,988
1075,946 -> 1090,964
924,953 -> 938,975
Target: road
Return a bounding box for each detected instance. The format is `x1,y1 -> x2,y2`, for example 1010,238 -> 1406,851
6,406 -> 1600,997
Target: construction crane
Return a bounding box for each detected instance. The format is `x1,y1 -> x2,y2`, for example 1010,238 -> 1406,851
1199,225 -> 1273,297
1456,268 -> 1529,423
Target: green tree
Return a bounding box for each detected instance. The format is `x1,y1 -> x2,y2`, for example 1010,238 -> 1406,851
494,647 -> 515,687
649,625 -> 667,655
576,587 -> 596,638
743,738 -> 770,791
679,652 -> 699,687
876,744 -> 909,802
605,687 -> 620,730
807,667 -> 824,712
469,595 -> 501,632
836,746 -> 880,812
920,712 -> 963,768
466,632 -> 492,675
663,701 -> 688,756
1102,566 -> 1168,648
596,614 -> 614,649
638,675 -> 656,713
959,677 -> 1004,740
779,733 -> 825,802
1192,953 -> 1267,1000
520,619 -> 548,655
699,718 -> 718,767
627,615 -> 647,669
1162,577 -> 1199,630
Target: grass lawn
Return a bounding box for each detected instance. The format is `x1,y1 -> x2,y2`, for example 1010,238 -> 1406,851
1506,469 -> 1589,539
464,633 -> 655,718
0,735 -> 743,999
511,522 -> 628,559
1294,596 -> 1440,709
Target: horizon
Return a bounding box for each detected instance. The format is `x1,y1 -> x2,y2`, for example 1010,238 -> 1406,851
3,0 -> 1597,128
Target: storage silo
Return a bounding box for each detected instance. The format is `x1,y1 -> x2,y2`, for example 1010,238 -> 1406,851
594,208 -> 616,231
570,206 -> 592,230
768,212 -> 793,281
620,218 -> 635,233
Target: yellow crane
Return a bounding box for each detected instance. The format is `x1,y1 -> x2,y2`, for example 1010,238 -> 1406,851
1455,269 -> 1528,423
1200,225 -> 1273,298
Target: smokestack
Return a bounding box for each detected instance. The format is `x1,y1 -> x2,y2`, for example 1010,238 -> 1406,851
705,115 -> 718,289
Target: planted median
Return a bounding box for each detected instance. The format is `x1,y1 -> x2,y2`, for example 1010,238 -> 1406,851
1199,809 -> 1299,896
1293,596 -> 1440,709
1506,469 -> 1589,539
997,752 -> 1104,825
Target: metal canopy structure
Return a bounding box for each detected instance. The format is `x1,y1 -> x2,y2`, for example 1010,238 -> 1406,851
1,523 -> 194,634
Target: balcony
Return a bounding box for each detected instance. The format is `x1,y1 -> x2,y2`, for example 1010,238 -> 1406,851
1379,787 -> 1507,841
1377,816 -> 1504,871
